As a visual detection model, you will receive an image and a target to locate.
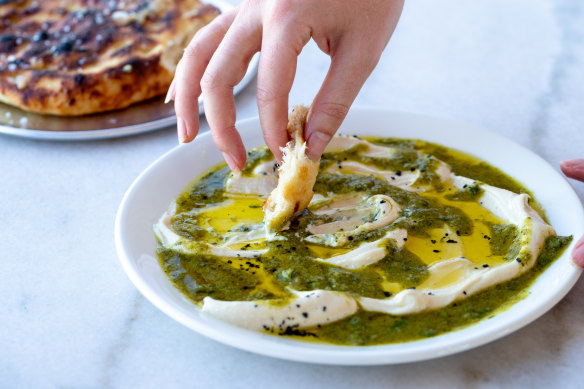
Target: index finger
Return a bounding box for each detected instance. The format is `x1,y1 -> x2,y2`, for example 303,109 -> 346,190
201,8 -> 262,172
172,10 -> 237,143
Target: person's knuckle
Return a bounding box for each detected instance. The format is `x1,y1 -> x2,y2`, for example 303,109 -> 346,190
183,32 -> 207,59
315,101 -> 350,122
212,126 -> 238,150
240,0 -> 261,14
256,86 -> 281,106
200,70 -> 222,91
266,0 -> 297,24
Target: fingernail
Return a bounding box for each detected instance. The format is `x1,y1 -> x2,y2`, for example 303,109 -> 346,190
561,159 -> 584,170
575,236 -> 584,249
306,130 -> 332,161
164,79 -> 176,104
572,243 -> 584,267
560,159 -> 584,180
164,91 -> 172,104
222,152 -> 241,173
177,117 -> 187,143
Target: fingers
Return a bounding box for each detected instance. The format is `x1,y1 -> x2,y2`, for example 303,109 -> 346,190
201,7 -> 262,171
560,159 -> 584,182
172,9 -> 237,143
572,236 -> 584,267
562,158 -> 584,267
256,12 -> 311,162
305,42 -> 380,160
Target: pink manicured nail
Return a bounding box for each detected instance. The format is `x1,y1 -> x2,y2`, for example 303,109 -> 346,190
572,243 -> 584,267
177,117 -> 187,143
222,152 -> 241,173
560,159 -> 584,181
306,131 -> 332,161
165,79 -> 176,104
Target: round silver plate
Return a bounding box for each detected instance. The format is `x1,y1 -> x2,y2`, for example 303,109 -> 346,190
0,0 -> 257,141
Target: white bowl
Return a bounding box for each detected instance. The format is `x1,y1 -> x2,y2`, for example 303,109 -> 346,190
115,108 -> 583,365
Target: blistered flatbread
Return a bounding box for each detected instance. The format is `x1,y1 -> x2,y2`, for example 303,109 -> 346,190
263,105 -> 320,232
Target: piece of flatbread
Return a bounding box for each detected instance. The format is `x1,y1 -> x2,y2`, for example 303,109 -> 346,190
263,105 -> 320,233
0,0 -> 219,116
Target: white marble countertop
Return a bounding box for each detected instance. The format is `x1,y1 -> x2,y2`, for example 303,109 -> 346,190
2,0 -> 584,388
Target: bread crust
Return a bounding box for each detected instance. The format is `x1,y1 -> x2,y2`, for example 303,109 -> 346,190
263,105 -> 320,233
0,0 -> 219,116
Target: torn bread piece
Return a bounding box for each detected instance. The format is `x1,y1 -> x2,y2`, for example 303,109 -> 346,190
263,105 -> 320,233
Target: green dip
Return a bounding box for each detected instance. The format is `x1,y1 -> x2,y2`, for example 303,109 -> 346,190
156,137 -> 571,345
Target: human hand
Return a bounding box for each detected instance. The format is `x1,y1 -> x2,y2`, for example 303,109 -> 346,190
167,0 -> 404,171
560,159 -> 584,267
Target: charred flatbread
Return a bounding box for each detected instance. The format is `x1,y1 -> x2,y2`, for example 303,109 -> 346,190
0,0 -> 219,116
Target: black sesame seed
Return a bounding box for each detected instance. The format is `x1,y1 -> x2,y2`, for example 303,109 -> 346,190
33,30 -> 49,42
482,264 -> 489,268
55,40 -> 74,53
0,34 -> 16,43
302,312 -> 308,318
433,249 -> 440,253
516,258 -> 521,263
383,291 -> 392,297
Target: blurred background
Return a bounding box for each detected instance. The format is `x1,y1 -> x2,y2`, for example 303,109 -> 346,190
1,0 -> 583,387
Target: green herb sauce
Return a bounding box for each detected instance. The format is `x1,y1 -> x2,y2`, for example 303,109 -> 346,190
156,137 -> 571,345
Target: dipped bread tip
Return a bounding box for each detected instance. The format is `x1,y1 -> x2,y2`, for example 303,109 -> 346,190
263,105 -> 320,233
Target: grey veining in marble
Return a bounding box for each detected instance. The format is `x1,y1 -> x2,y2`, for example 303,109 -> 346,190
1,0 -> 583,388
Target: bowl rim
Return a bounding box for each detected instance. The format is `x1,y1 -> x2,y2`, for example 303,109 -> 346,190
115,107 -> 583,365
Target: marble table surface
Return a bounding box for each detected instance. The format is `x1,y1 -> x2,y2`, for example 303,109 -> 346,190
1,0 -> 583,388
